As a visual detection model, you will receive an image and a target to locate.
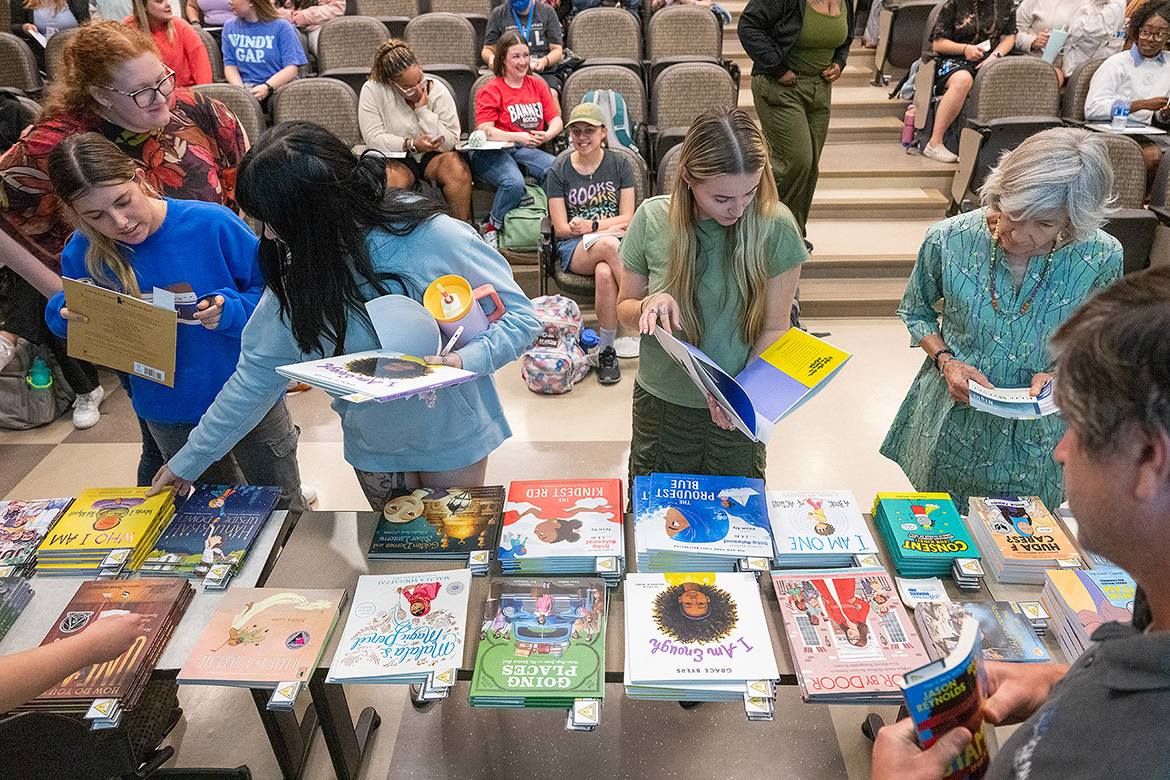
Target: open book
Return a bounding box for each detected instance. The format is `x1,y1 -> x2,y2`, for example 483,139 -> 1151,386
654,328 -> 850,443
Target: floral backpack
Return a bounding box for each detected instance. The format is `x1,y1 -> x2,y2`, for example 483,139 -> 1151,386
520,295 -> 589,394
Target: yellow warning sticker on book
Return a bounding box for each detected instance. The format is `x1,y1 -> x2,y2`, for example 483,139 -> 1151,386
758,328 -> 850,389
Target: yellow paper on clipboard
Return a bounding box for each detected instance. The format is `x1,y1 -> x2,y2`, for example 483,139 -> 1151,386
62,277 -> 177,386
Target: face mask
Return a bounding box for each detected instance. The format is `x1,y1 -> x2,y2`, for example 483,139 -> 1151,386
509,0 -> 530,15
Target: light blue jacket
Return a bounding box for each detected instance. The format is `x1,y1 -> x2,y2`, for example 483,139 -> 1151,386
169,215 -> 540,477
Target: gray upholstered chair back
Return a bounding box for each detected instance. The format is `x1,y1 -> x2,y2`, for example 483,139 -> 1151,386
1062,58 -> 1106,122
647,4 -> 719,64
650,62 -> 736,132
406,12 -> 478,69
569,7 -> 641,61
272,78 -> 361,147
561,65 -> 645,124
317,16 -> 390,72
968,56 -> 1061,123
1098,133 -> 1148,210
193,26 -> 226,83
192,83 -> 267,148
0,33 -> 42,94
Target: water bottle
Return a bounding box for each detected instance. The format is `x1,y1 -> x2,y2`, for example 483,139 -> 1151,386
26,358 -> 52,390
579,328 -> 599,367
902,106 -> 916,147
1111,88 -> 1132,132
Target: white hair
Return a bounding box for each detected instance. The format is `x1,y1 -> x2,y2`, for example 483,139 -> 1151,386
980,127 -> 1113,242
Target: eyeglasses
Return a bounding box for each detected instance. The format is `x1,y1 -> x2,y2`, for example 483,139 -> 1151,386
393,75 -> 429,95
1138,25 -> 1170,42
100,68 -> 176,108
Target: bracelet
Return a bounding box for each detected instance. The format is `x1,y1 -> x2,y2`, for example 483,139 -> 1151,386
938,355 -> 955,373
640,292 -> 663,313
263,82 -> 273,94
932,348 -> 955,371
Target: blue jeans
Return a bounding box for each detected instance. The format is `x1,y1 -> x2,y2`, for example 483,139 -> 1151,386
145,397 -> 308,513
469,146 -> 555,226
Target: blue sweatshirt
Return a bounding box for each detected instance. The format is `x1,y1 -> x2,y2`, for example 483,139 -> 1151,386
167,214 -> 541,476
46,198 -> 263,424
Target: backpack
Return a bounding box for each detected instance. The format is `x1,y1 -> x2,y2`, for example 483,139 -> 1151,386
499,184 -> 549,252
583,89 -> 642,159
520,295 -> 589,394
0,337 -> 75,430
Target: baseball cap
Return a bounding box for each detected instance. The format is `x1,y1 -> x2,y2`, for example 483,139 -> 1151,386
567,103 -> 605,127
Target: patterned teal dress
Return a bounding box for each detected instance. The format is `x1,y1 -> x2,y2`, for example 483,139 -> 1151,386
880,209 -> 1122,510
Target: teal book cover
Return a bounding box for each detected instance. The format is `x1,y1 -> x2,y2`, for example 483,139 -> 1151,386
875,493 -> 979,562
142,485 -> 279,576
368,486 -> 504,556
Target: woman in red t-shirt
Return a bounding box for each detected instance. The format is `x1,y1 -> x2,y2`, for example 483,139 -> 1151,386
125,0 -> 214,87
469,30 -> 563,248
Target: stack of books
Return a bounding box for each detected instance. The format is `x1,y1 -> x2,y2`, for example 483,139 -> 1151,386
915,601 -> 1050,663
17,578 -> 194,728
0,575 -> 34,642
178,587 -> 347,692
766,490 -> 879,568
368,486 -> 504,575
634,474 -> 773,572
139,485 -> 280,587
1041,569 -> 1136,662
36,488 -> 176,578
276,349 -> 476,403
498,480 -> 624,585
327,571 -> 471,693
966,496 -> 1085,584
624,572 -> 778,703
771,567 -> 930,704
871,493 -> 980,577
0,497 -> 73,577
469,577 -> 607,708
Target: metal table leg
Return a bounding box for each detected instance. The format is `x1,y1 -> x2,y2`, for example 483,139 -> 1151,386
250,687 -> 318,780
306,670 -> 380,780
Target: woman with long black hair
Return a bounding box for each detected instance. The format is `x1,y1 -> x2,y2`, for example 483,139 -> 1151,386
150,122 -> 539,511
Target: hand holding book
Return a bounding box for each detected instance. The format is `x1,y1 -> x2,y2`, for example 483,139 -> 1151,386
871,718 -> 973,780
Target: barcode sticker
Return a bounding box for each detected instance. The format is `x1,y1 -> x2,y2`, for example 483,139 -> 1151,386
134,362 -> 166,383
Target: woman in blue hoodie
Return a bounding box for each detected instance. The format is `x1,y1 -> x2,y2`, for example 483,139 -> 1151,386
150,122 -> 540,512
45,132 -> 307,511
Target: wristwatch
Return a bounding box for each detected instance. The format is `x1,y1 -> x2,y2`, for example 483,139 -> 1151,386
591,219 -> 599,232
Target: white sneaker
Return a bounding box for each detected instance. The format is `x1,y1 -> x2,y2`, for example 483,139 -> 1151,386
0,336 -> 15,371
923,143 -> 959,164
72,384 -> 105,429
482,225 -> 499,249
301,483 -> 318,505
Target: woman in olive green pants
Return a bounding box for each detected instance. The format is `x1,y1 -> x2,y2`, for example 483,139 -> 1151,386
739,0 -> 854,236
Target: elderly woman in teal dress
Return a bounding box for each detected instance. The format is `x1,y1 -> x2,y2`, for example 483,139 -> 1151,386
880,127 -> 1122,510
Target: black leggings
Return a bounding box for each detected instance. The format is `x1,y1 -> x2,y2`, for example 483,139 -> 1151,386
2,273 -> 99,395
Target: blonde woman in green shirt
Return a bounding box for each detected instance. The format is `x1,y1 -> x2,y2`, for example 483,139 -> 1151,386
616,108 -> 807,483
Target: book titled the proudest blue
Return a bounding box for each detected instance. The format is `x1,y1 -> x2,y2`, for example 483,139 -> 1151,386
140,485 -> 280,577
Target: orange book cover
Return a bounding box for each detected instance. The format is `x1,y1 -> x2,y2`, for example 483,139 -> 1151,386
178,588 -> 346,687
968,496 -> 1083,564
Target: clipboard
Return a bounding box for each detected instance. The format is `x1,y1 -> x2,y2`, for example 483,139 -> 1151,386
62,277 -> 178,386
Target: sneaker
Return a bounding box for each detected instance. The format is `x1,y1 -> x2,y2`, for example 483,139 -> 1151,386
0,335 -> 15,371
301,483 -> 318,505
72,384 -> 105,429
923,143 -> 959,164
597,347 -> 621,385
482,224 -> 499,249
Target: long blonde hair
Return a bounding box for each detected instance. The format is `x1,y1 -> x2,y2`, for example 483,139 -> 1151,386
667,107 -> 779,347
47,133 -> 161,297
132,0 -> 176,44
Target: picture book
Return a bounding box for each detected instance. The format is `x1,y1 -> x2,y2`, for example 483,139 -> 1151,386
38,488 -> 174,557
872,493 -> 979,577
178,588 -> 347,688
276,350 -> 475,403
901,617 -> 991,780
369,486 -> 504,557
915,601 -> 1050,663
0,497 -> 73,567
966,496 -> 1083,583
639,474 -> 773,562
141,485 -> 279,576
33,578 -> 194,711
654,328 -> 850,443
1041,569 -> 1135,661
766,490 -> 878,566
771,567 -> 931,704
0,575 -> 34,643
625,572 -> 779,686
327,571 -> 471,684
499,479 -> 623,565
468,577 -> 607,707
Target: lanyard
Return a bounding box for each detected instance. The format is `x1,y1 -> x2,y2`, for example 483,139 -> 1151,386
511,6 -> 533,42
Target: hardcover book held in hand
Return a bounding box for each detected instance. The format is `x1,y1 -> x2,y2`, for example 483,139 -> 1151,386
624,572 -> 779,702
654,327 -> 850,443
327,571 -> 471,685
276,350 -> 475,403
469,577 -> 607,708
369,486 -> 505,575
772,567 -> 930,704
900,617 -> 992,780
498,480 -> 624,584
178,587 -> 347,688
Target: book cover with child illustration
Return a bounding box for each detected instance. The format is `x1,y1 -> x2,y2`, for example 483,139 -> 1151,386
638,474 -> 773,566
369,486 -> 504,558
499,479 -> 623,566
277,349 -> 475,403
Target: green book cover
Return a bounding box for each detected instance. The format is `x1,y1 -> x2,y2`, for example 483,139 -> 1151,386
469,577 -> 606,706
874,493 -> 980,562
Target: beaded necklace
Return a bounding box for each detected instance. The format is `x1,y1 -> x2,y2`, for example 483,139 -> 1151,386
988,222 -> 1057,315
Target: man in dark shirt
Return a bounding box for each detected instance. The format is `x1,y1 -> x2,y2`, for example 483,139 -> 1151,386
482,0 -> 565,95
872,265 -> 1170,780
